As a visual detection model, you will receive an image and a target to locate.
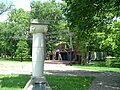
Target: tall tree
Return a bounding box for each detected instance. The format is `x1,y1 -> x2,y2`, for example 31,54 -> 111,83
99,19 -> 120,56
0,8 -> 31,58
63,0 -> 120,53
30,1 -> 66,51
15,40 -> 30,61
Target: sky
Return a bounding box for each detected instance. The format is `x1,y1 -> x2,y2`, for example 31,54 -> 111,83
0,0 -> 62,22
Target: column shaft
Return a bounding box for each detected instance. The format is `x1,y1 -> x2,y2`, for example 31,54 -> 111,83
32,33 -> 45,77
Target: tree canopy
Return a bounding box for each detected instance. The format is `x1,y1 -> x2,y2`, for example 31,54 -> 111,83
0,1 -> 66,58
0,8 -> 30,59
63,0 -> 120,53
30,1 -> 67,51
0,2 -> 13,15
0,0 -> 120,60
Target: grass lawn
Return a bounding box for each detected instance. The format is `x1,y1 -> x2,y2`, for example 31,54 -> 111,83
74,65 -> 120,73
0,75 -> 30,90
46,75 -> 94,90
0,75 -> 94,90
0,58 -> 31,62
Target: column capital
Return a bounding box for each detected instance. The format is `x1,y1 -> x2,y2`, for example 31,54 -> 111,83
30,19 -> 50,33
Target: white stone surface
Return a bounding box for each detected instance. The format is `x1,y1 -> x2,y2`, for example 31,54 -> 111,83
30,25 -> 48,33
32,61 -> 44,77
32,32 -> 45,77
32,33 -> 45,48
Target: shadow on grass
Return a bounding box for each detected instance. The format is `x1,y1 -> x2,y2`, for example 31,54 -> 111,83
46,75 -> 95,90
0,75 -> 95,90
0,75 -> 30,88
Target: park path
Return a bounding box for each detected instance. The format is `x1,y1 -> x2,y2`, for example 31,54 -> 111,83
0,61 -> 94,74
0,61 -> 120,90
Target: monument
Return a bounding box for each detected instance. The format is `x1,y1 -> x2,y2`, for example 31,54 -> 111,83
24,19 -> 51,90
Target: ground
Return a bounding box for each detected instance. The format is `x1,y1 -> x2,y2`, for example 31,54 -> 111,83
0,61 -> 120,90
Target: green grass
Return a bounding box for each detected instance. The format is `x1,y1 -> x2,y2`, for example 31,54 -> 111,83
0,75 -> 30,90
0,58 -> 31,63
74,65 -> 120,73
0,75 -> 94,90
0,58 -> 17,62
46,75 -> 94,90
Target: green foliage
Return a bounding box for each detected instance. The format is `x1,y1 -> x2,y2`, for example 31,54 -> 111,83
92,61 -> 106,67
99,20 -> 120,54
105,57 -> 120,68
30,1 -> 62,21
30,1 -> 67,52
0,3 -> 5,9
105,58 -> 113,67
0,2 -> 13,15
74,65 -> 120,73
15,40 -> 30,61
81,58 -> 120,68
8,8 -> 30,27
0,1 -> 67,58
0,8 -> 31,58
87,57 -> 120,68
63,0 -> 120,54
30,1 -> 63,32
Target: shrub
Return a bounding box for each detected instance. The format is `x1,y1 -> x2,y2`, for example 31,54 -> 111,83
105,58 -> 113,67
105,57 -> 120,68
86,61 -> 106,67
94,61 -> 106,67
15,40 -> 30,61
112,57 -> 120,68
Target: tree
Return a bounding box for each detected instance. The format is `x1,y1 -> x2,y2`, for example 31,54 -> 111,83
63,0 -> 120,53
99,20 -> 120,56
0,22 -> 16,57
15,40 -> 30,61
30,1 -> 66,52
0,8 -> 31,58
0,2 -> 13,15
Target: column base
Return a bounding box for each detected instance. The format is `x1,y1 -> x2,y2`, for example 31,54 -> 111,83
24,76 -> 52,90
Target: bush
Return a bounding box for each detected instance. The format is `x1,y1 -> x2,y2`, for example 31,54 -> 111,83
15,40 -> 30,61
86,57 -> 120,68
86,61 -> 106,67
105,57 -> 120,68
105,58 -> 114,67
112,57 -> 120,68
93,61 -> 106,67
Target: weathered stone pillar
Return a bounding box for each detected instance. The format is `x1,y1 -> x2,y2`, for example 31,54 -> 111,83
30,19 -> 49,77
24,19 -> 51,90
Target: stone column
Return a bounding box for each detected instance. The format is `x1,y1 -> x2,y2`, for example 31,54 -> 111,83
30,19 -> 49,77
24,19 -> 51,90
